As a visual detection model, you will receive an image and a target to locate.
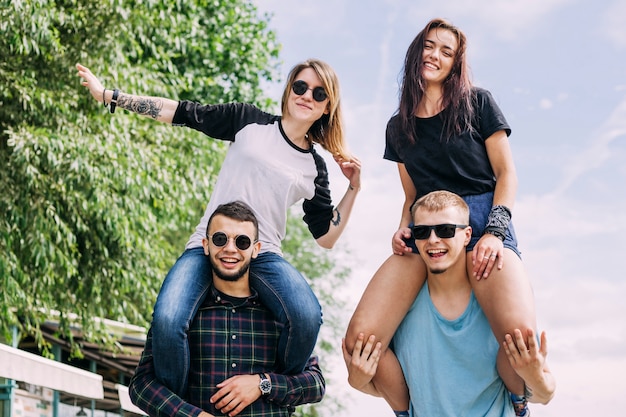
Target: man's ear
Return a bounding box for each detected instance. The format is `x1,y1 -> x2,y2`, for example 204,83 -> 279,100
464,226 -> 472,247
202,238 -> 210,255
251,240 -> 262,259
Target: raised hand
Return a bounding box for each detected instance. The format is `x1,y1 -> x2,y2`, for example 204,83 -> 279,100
76,64 -> 106,104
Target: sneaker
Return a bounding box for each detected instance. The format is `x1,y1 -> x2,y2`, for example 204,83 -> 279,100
510,393 -> 530,416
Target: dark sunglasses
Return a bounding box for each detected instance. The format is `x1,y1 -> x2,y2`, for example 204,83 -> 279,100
291,80 -> 328,102
207,232 -> 255,250
412,224 -> 468,240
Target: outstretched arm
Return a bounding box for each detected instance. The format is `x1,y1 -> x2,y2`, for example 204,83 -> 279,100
76,63 -> 178,123
503,328 -> 556,405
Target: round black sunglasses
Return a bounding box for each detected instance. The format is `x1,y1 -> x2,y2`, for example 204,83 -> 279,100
291,80 -> 328,102
207,232 -> 255,250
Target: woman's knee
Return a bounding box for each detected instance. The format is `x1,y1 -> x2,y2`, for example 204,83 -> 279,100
346,255 -> 425,350
152,301 -> 191,334
286,289 -> 322,324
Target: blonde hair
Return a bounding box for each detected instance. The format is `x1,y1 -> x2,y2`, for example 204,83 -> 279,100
281,59 -> 351,160
411,190 -> 469,223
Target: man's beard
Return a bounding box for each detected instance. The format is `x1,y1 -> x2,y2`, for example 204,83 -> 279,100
210,257 -> 251,282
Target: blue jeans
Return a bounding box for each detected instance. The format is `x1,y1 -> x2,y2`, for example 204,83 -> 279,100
463,192 -> 521,257
151,248 -> 322,396
404,191 -> 521,257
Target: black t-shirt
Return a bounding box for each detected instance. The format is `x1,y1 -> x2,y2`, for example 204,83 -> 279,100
384,87 -> 511,199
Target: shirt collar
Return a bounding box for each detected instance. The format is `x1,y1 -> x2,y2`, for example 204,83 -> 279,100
208,284 -> 259,308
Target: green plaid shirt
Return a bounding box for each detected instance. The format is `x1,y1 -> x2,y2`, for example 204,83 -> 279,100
129,286 -> 325,417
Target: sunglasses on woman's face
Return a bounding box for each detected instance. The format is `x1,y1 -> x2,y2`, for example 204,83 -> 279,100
412,224 -> 468,240
207,232 -> 255,250
291,80 -> 328,102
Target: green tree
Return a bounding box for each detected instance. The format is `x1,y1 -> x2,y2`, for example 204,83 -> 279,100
283,212 -> 351,417
1,1 -> 351,414
0,0 -> 280,349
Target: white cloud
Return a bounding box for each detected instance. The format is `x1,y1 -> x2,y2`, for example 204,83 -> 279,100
249,2 -> 626,416
255,0 -> 349,33
515,188 -> 626,357
555,95 -> 626,195
539,98 -> 554,109
401,0 -> 571,41
601,0 -> 626,47
542,357 -> 626,416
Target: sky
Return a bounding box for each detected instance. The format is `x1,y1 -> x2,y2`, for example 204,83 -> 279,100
254,1 -> 626,416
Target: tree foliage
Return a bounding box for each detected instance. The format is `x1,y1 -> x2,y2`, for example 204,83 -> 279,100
0,0 -> 284,349
2,2 -> 352,413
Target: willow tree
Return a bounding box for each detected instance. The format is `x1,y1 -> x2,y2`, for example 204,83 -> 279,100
1,0 -> 347,384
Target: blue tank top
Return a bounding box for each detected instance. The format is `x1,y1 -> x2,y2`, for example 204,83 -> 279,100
393,286 -> 515,416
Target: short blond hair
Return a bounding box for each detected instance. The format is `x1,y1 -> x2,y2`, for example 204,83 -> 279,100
411,190 -> 469,223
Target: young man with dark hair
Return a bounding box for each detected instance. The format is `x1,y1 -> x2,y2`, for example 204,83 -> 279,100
130,201 -> 325,417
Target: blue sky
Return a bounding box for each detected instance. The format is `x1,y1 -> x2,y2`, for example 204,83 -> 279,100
255,1 -> 626,415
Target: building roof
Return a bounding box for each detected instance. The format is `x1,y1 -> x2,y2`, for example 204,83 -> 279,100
12,318 -> 147,414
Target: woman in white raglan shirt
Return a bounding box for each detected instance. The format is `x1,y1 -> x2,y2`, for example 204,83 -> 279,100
77,59 -> 361,396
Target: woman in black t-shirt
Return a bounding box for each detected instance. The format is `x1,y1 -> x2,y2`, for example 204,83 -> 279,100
345,18 -> 537,417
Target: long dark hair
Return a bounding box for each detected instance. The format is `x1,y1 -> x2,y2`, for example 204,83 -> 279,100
398,18 -> 474,143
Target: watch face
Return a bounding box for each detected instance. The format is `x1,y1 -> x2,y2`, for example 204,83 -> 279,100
260,378 -> 271,395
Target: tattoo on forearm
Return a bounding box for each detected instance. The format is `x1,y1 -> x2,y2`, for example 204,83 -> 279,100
117,94 -> 163,119
331,208 -> 341,226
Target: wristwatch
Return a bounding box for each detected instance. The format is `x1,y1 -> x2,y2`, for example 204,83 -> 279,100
258,373 -> 271,396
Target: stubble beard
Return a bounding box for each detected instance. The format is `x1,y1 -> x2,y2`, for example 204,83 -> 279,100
210,257 -> 251,282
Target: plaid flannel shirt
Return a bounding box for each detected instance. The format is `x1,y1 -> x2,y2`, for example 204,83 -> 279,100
129,287 -> 325,417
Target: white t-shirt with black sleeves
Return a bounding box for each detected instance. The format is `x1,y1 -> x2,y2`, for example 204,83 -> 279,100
173,101 -> 334,255
384,87 -> 511,199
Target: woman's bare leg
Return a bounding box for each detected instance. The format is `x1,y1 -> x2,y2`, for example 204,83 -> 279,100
468,248 -> 536,396
345,253 -> 426,410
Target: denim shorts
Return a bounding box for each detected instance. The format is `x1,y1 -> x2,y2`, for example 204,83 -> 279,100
405,191 -> 521,258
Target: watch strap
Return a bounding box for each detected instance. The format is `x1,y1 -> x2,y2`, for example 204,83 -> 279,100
258,373 -> 271,396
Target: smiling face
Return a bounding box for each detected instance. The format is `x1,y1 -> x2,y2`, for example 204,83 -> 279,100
202,214 -> 260,282
413,205 -> 471,275
421,27 -> 459,86
284,67 -> 329,125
